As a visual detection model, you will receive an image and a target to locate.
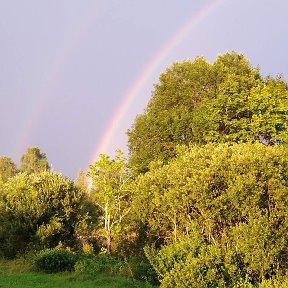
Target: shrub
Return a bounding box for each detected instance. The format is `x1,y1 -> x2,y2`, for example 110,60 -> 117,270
257,276 -> 288,288
74,255 -> 124,275
125,256 -> 159,285
34,248 -> 78,273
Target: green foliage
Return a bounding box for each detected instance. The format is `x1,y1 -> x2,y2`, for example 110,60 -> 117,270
193,77 -> 288,144
127,56 -> 214,173
75,169 -> 90,193
0,171 -> 86,258
145,240 -> 232,288
19,147 -> 50,174
257,277 -> 288,288
34,247 -> 78,273
88,52 -> 288,285
75,255 -> 124,275
131,143 -> 288,286
125,256 -> 159,285
128,52 -> 287,173
0,173 -> 35,257
144,240 -> 200,279
87,150 -> 131,254
0,156 -> 17,182
74,254 -> 158,285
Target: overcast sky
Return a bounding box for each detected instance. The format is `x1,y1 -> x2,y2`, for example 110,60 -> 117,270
1,0 -> 287,179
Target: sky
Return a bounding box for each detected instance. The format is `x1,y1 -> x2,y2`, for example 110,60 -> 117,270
0,0 -> 288,179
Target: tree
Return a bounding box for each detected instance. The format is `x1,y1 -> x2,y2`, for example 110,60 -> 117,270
192,77 -> 288,144
75,169 -> 90,193
0,171 -> 85,258
87,150 -> 131,254
0,156 -> 17,182
19,147 -> 50,174
74,169 -> 100,247
127,52 -> 288,174
127,56 -> 214,173
131,143 -> 288,286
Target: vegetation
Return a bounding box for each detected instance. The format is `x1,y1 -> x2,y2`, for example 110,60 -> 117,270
127,52 -> 287,173
0,156 -> 17,182
19,147 -> 50,174
87,150 -> 131,254
1,52 -> 288,287
138,143 -> 288,287
34,247 -> 79,273
0,170 -> 86,258
0,259 -> 154,288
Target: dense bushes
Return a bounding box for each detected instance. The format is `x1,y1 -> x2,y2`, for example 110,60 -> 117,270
74,254 -> 158,284
75,254 -> 124,275
1,52 -> 288,286
34,249 -> 125,275
34,248 -> 78,273
0,171 -> 86,258
132,143 -> 288,287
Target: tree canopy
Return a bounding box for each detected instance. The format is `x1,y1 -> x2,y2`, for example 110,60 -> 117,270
87,150 -> 131,253
128,52 -> 287,173
19,147 -> 50,174
132,143 -> 288,286
0,156 -> 17,182
0,171 -> 85,258
1,51 -> 288,287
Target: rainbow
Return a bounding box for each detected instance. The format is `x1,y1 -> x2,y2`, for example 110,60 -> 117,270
91,0 -> 225,163
13,2 -> 100,159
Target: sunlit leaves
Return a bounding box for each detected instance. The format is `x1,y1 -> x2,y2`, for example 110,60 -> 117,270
131,143 -> 288,285
0,171 -> 85,257
0,156 -> 17,182
87,150 -> 131,253
128,52 -> 288,174
19,147 -> 50,174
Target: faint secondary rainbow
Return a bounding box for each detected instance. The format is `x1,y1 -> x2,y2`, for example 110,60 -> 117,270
13,2 -> 100,160
91,0 -> 224,163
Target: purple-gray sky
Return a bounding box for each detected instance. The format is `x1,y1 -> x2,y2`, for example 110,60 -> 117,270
1,0 -> 287,179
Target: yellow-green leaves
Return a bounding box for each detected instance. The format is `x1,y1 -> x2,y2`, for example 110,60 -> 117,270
0,171 -> 84,258
128,52 -> 288,174
87,150 -> 131,253
132,143 -> 288,286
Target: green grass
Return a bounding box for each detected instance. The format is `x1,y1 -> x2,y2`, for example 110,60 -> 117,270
0,272 -> 153,288
0,260 -> 155,288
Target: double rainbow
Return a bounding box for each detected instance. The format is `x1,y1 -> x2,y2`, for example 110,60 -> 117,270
91,0 -> 224,163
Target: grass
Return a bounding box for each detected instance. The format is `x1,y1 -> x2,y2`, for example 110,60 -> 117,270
0,260 -> 155,288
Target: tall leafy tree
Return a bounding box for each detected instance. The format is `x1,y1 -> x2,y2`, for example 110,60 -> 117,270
0,156 -> 17,182
87,150 -> 131,253
19,147 -> 50,174
192,77 -> 288,144
75,169 -> 89,193
127,52 -> 288,174
128,56 -> 214,173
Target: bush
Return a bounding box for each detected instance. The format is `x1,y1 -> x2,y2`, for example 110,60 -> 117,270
75,255 -> 124,275
257,276 -> 288,288
0,171 -> 86,258
34,248 -> 78,273
126,256 -> 159,285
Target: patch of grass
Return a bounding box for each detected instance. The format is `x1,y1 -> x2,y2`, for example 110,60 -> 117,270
0,258 -> 32,274
0,260 -> 156,288
0,271 -> 154,288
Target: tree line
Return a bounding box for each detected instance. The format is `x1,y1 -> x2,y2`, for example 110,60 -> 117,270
1,52 -> 288,287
